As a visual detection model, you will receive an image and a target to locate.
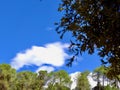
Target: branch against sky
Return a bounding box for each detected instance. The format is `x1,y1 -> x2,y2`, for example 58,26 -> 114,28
56,0 -> 120,78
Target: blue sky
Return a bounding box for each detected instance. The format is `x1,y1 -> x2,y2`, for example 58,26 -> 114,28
0,0 -> 101,73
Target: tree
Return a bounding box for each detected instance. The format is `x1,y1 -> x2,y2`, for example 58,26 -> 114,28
92,66 -> 106,90
46,70 -> 71,90
92,66 -> 120,89
54,70 -> 72,87
37,70 -> 49,90
56,0 -> 120,79
16,71 -> 38,90
75,71 -> 90,90
0,64 -> 16,90
93,66 -> 107,87
0,81 -> 7,90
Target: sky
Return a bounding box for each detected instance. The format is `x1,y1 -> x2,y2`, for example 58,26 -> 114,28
0,0 -> 102,74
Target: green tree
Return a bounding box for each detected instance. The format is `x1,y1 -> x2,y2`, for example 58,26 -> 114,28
92,66 -> 109,90
15,71 -> 38,90
54,70 -> 72,87
37,70 -> 49,90
47,70 -> 71,90
56,0 -> 120,79
92,66 -> 120,89
75,71 -> 90,90
93,66 -> 107,87
0,64 -> 16,90
0,81 -> 7,90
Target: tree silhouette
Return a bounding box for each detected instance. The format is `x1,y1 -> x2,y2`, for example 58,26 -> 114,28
56,0 -> 120,79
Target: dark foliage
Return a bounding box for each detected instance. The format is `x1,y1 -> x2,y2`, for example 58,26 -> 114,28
56,0 -> 120,79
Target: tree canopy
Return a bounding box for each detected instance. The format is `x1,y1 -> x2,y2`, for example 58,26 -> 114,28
0,64 -> 119,90
47,70 -> 72,90
75,71 -> 90,90
56,0 -> 120,79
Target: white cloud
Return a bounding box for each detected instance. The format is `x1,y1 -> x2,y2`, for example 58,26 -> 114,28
11,42 -> 69,70
36,66 -> 55,73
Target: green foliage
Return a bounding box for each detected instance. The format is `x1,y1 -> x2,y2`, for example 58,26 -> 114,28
46,70 -> 71,90
54,70 -> 72,86
15,71 -> 38,90
75,71 -> 90,90
46,83 -> 70,90
0,81 -> 8,90
0,64 -> 16,90
37,70 -> 49,90
56,0 -> 120,79
104,85 -> 119,90
0,64 -> 16,81
0,64 -> 119,90
92,66 -> 106,82
92,66 -> 120,90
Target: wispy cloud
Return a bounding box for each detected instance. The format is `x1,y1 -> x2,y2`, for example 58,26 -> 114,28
46,27 -> 54,31
10,42 -> 69,70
